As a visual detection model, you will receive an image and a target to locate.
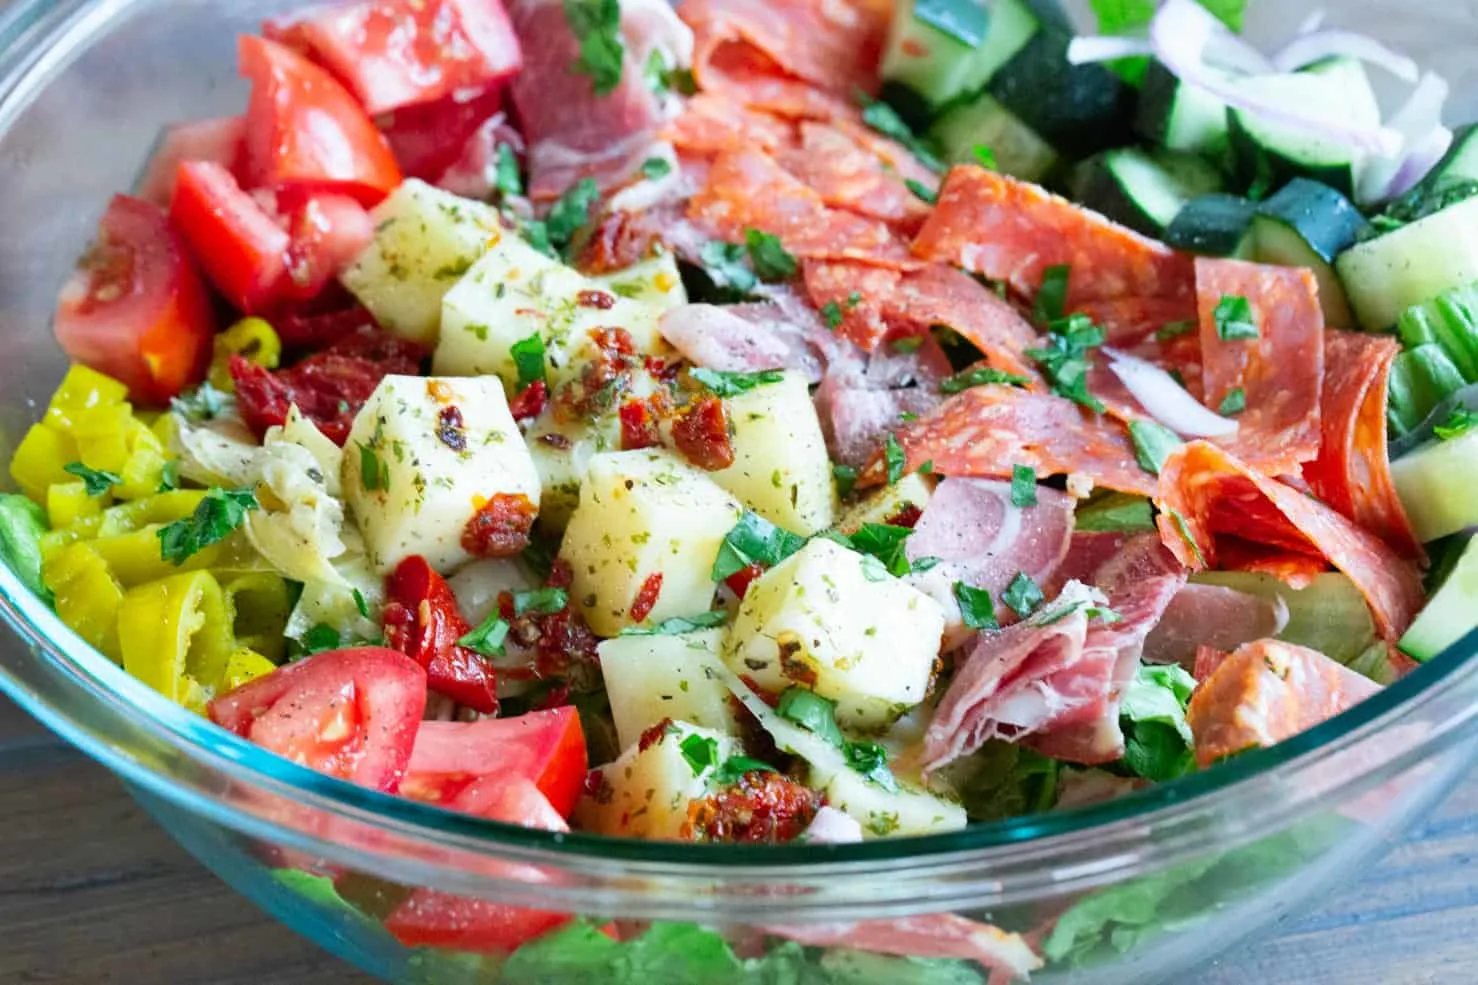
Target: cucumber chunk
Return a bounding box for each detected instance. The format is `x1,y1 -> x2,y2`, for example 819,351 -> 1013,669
930,92 -> 1059,182
1135,60 -> 1233,163
1250,178 -> 1368,328
1392,425 -> 1478,543
987,29 -> 1135,159
1073,148 -> 1225,238
1165,194 -> 1257,258
1337,196 -> 1478,331
1400,535 -> 1478,662
1381,124 -> 1478,226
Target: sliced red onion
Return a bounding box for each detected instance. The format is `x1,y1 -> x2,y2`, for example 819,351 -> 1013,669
1272,30 -> 1419,82
1357,71 -> 1452,202
801,807 -> 863,845
1067,35 -> 1156,66
1386,126 -> 1454,200
1151,0 -> 1402,157
1103,347 -> 1240,438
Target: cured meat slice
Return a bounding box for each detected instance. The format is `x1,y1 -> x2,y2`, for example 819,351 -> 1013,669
1187,639 -> 1381,768
777,122 -> 933,231
1195,258 -> 1324,475
692,44 -> 856,121
1304,330 -> 1422,558
882,264 -> 1043,379
657,304 -> 824,381
802,260 -> 896,349
1215,538 -> 1330,589
1073,296 -> 1198,346
913,166 -> 1195,306
663,93 -> 798,157
1144,583 -> 1289,667
1155,441 -> 1425,641
770,915 -> 1042,980
687,150 -> 919,267
813,337 -> 950,467
860,385 -> 1158,496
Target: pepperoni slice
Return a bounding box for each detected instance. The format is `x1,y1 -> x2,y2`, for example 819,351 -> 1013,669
1072,296 -> 1198,346
1155,441 -> 1424,641
663,93 -> 798,157
1215,538 -> 1330,589
860,385 -> 1157,496
882,264 -> 1043,379
776,122 -> 932,231
802,260 -> 895,349
1195,258 -> 1324,476
913,166 -> 1195,306
1304,330 -> 1422,558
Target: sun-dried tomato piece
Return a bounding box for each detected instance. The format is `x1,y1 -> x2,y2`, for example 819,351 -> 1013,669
508,379 -> 549,421
671,394 -> 734,471
724,564 -> 764,599
577,289 -> 616,310
684,770 -> 822,844
462,493 -> 538,558
619,398 -> 662,451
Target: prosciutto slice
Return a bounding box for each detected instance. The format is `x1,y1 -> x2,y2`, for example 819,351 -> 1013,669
657,303 -> 826,381
813,332 -> 951,467
1187,639 -> 1382,768
770,916 -> 1042,981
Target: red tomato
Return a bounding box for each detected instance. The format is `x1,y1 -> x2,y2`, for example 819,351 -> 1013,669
281,190 -> 375,303
382,556 -> 500,715
401,708 -> 587,818
239,36 -> 402,205
207,647 -> 428,792
265,0 -> 522,117
170,161 -> 291,314
378,86 -> 505,182
54,195 -> 215,405
136,116 -> 247,208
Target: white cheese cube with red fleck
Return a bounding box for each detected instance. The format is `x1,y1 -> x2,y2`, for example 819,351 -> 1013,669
821,767 -> 966,839
342,375 -> 540,574
434,231 -> 668,390
709,372 -> 836,536
340,180 -> 501,347
593,253 -> 688,312
835,473 -> 937,534
575,722 -> 737,840
599,629 -> 740,751
559,450 -> 743,637
722,538 -> 946,729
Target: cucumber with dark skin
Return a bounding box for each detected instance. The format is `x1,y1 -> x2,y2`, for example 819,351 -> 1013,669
987,29 -> 1136,160
1165,194 -> 1257,258
1073,148 -> 1225,238
1250,178 -> 1369,328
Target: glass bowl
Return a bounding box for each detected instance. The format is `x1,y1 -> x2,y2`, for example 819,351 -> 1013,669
0,1 -> 1475,982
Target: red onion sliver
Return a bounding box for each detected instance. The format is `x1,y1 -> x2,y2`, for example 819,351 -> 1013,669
1067,35 -> 1156,66
1103,347 -> 1240,438
1359,71 -> 1452,202
1272,30 -> 1420,82
1386,126 -> 1454,200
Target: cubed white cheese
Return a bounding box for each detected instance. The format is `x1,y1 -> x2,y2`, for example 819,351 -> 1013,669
722,538 -> 945,729
340,181 -> 501,347
835,472 -> 937,534
594,253 -> 688,312
575,722 -> 737,840
342,375 -> 541,574
821,767 -> 966,838
560,450 -> 743,637
434,232 -> 668,390
709,372 -> 836,536
599,629 -> 740,751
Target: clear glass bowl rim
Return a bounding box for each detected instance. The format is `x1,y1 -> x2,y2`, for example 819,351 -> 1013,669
0,0 -> 1475,917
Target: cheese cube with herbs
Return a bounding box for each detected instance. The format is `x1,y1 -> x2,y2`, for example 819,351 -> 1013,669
560,450 -> 743,637
722,538 -> 946,729
821,767 -> 966,838
593,252 -> 688,312
599,629 -> 740,751
576,722 -> 737,840
340,180 -> 501,347
708,371 -> 836,536
342,375 -> 540,574
836,472 -> 937,534
434,232 -> 668,390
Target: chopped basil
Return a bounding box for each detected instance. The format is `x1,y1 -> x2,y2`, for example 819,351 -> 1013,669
954,581 -> 999,630
777,687 -> 846,746
679,732 -> 720,776
459,613 -> 510,656
821,301 -> 845,331
157,460 -> 180,493
494,144 -> 523,199
541,177 -> 601,258
698,240 -> 758,295
1026,313 -> 1107,414
843,741 -> 900,792
63,463 -> 121,497
1076,492 -> 1156,534
849,523 -> 915,578
1435,407 -> 1478,441
905,179 -> 937,204
1217,387 -> 1247,416
689,367 -> 785,398
1129,419 -> 1183,475
940,366 -> 1030,394
1087,606 -> 1124,624
301,624 -> 342,655
640,157 -> 672,181
973,144 -> 998,170
916,0 -> 991,46
171,381 -> 226,423
1003,571 -> 1045,619
1168,508 -> 1207,567
1213,295 -> 1259,340
358,441 -> 390,493
513,587 -> 569,615
712,511 -> 807,582
1010,465 -> 1037,507
157,488 -> 258,566
883,433 -> 906,485
511,333 -> 548,392
712,755 -> 779,786
563,0 -> 625,97
833,463 -> 860,499
352,588 -> 371,619
744,229 -> 798,282
859,98 -> 945,174
618,610 -> 728,636
1155,319 -> 1196,342
1033,265 -> 1072,325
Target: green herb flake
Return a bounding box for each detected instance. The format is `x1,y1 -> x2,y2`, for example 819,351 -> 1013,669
940,366 -> 1031,394
1033,265 -> 1072,325
1129,419 -> 1184,476
301,623 -> 342,655
1217,387 -> 1247,416
1168,508 -> 1207,567
1213,295 -> 1260,341
544,177 -> 601,258
618,610 -> 728,636
712,755 -> 779,787
511,333 -> 548,392
905,178 -> 938,205
458,613 -> 510,656
1026,312 -> 1107,413
1010,464 -> 1038,507
859,98 -> 945,174
63,463 -> 121,497
973,144 -> 999,170
1155,319 -> 1196,342
833,463 -> 859,499
777,688 -> 846,746
744,228 -> 798,282
640,157 -> 673,181
1435,406 -> 1478,441
1003,571 -> 1045,619
352,588 -> 371,619
156,488 -> 259,566
679,733 -> 721,777
849,522 -> 916,578
821,301 -> 845,331
843,741 -> 900,792
358,442 -> 390,492
711,511 -> 807,582
891,335 -> 924,355
698,240 -> 758,295
156,460 -> 180,493
689,367 -> 785,398
883,433 -> 906,486
513,587 -> 569,615
954,581 -> 999,630
494,143 -> 523,199
562,0 -> 625,97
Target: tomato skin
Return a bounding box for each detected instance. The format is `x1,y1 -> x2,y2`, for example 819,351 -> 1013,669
137,116 -> 248,208
280,190 -> 375,302
383,555 -> 500,714
239,35 -> 402,205
725,564 -> 765,599
207,647 -> 428,792
403,708 -> 588,818
54,195 -> 215,405
170,161 -> 292,314
378,86 -> 506,181
265,0 -> 522,117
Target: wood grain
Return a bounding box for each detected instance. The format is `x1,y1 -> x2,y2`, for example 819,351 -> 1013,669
0,697 -> 1473,984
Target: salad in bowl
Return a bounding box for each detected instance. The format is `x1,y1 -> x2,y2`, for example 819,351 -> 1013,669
3,0 -> 1477,978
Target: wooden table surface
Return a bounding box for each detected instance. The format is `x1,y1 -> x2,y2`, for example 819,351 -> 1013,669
0,698 -> 1474,984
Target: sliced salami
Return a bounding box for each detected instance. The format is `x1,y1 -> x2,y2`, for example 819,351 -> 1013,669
913,166 -> 1195,306
860,385 -> 1157,496
883,264 -> 1043,379
1155,441 -> 1425,641
1216,538 -> 1330,589
802,260 -> 896,349
777,122 -> 933,231
1304,330 -> 1422,558
1073,296 -> 1199,346
663,93 -> 798,157
1195,258 -> 1324,475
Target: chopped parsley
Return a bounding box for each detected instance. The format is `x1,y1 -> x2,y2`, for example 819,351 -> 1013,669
170,381 -> 226,423
512,587 -> 569,615
531,177 -> 601,259
1155,319 -> 1196,342
1129,419 -> 1183,475
640,156 -> 673,181
618,610 -> 729,636
833,463 -> 860,499
843,741 -> 900,793
458,612 -> 510,656
1435,406 -> 1478,441
353,588 -> 371,619
821,301 -> 846,330
1003,571 -> 1045,619
744,229 -> 798,282
562,0 -> 625,97
510,333 -> 548,392
358,442 -> 391,492
954,581 -> 999,630
1168,508 -> 1207,567
301,624 -> 343,655
1213,295 -> 1259,340
848,523 -> 916,578
712,755 -> 779,786
883,433 -> 907,485
1026,313 -> 1107,413
156,460 -> 180,493
63,463 -> 121,497
973,144 -> 998,170
689,368 -> 785,398
698,240 -> 758,295
1217,387 -> 1247,416
1076,492 -> 1157,534
679,733 -> 720,776
905,179 -> 937,204
859,97 -> 944,174
1011,465 -> 1038,507
1033,265 -> 1072,325
891,336 -> 924,355
712,511 -> 807,582
156,488 -> 258,566
941,366 -> 1031,394
777,688 -> 846,746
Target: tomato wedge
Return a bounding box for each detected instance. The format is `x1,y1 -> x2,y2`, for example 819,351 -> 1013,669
378,86 -> 506,182
280,190 -> 376,303
53,195 -> 215,405
208,647 -> 428,792
136,115 -> 247,208
265,0 -> 522,116
400,707 -> 587,818
239,35 -> 402,205
383,555 -> 500,714
170,161 -> 291,314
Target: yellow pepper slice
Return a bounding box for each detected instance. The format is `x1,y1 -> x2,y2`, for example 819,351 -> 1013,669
222,646 -> 278,692
44,365 -> 129,433
117,571 -> 233,705
10,424 -> 78,503
223,573 -> 291,664
70,403 -> 138,475
43,542 -> 124,661
46,481 -> 103,530
209,317 -> 282,392
114,422 -> 171,501
96,490 -> 208,538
